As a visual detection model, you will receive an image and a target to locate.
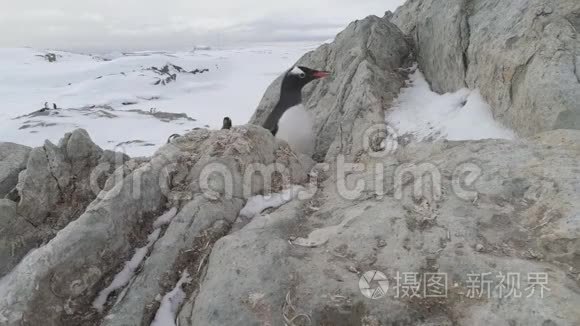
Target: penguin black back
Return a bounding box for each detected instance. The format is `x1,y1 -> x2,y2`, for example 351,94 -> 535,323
222,117 -> 232,130
263,66 -> 329,135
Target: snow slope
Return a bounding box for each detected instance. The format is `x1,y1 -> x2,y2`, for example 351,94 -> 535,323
0,44 -> 318,156
387,67 -> 515,142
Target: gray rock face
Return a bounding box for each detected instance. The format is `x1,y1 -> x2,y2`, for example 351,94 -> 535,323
391,0 -> 580,137
0,199 -> 47,277
0,130 -> 127,278
0,142 -> 30,198
101,197 -> 244,326
0,125 -> 312,326
184,131 -> 580,326
251,15 -> 412,161
0,144 -> 178,326
16,129 -> 127,228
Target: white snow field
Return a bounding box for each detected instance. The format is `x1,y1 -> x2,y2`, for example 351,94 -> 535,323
387,67 -> 515,142
0,44 -> 319,156
0,48 -> 514,158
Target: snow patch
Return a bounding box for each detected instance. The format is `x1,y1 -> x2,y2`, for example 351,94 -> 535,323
153,207 -> 178,229
150,270 -> 192,326
387,68 -> 515,142
240,185 -> 304,219
92,208 -> 178,312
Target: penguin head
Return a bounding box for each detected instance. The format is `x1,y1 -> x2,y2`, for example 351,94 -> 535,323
283,66 -> 330,91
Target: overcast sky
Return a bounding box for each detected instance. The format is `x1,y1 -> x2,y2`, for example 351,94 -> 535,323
0,0 -> 405,52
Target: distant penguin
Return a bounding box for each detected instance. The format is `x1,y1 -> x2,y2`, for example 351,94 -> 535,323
262,66 -> 329,156
222,117 -> 232,130
167,134 -> 181,144
39,102 -> 49,112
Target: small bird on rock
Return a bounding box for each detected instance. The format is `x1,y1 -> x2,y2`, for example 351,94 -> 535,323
222,117 -> 232,130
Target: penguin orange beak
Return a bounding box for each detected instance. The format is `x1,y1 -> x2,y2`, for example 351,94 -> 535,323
312,70 -> 331,79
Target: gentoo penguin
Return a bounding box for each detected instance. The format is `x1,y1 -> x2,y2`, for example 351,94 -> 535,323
167,134 -> 181,144
39,102 -> 49,112
263,66 -> 329,155
222,117 -> 232,130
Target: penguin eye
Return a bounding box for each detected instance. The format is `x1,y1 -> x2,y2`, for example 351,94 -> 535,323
298,72 -> 306,79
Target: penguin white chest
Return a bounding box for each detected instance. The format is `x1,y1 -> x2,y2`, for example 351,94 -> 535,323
276,104 -> 315,156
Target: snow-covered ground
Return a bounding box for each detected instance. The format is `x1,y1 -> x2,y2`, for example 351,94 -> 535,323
387,67 -> 515,141
0,48 -> 514,158
0,44 -> 319,156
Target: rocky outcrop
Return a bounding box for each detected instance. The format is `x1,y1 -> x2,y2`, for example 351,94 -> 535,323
0,199 -> 47,277
37,53 -> 58,62
391,0 -> 580,137
16,129 -> 128,228
148,64 -> 209,85
0,142 -> 30,198
251,15 -> 413,161
0,130 -> 128,278
0,125 -> 311,326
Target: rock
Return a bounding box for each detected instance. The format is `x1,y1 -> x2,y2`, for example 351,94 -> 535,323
0,125 -> 312,326
185,131 -> 580,325
16,129 -> 128,228
0,130 -> 128,278
251,15 -> 412,161
0,141 -> 179,326
530,129 -> 580,152
37,53 -> 57,62
101,197 -> 243,326
126,108 -> 197,122
391,0 -> 580,136
0,199 -> 48,277
0,142 -> 30,198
